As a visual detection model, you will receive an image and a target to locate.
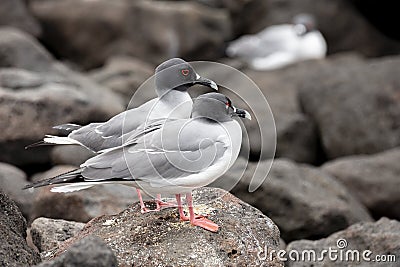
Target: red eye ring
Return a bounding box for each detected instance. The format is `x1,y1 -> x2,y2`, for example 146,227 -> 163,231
181,69 -> 190,76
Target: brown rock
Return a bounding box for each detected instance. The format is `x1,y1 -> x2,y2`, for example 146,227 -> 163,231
47,188 -> 283,266
286,218 -> 400,266
0,162 -> 34,218
322,148 -> 400,220
89,56 -> 154,106
299,55 -> 400,159
30,217 -> 85,253
34,236 -> 117,267
30,166 -> 139,223
231,159 -> 373,241
30,0 -> 231,69
0,190 -> 41,266
0,28 -> 124,166
50,146 -> 95,167
0,0 -> 41,37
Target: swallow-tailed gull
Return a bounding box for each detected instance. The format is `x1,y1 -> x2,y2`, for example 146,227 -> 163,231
28,58 -> 218,212
226,13 -> 327,70
24,93 -> 251,232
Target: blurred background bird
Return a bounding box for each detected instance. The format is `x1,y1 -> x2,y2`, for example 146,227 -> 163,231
226,13 -> 327,70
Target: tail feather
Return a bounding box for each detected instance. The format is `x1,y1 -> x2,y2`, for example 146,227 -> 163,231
25,135 -> 82,149
23,168 -> 84,189
53,123 -> 82,135
25,140 -> 48,149
43,135 -> 82,145
50,183 -> 96,193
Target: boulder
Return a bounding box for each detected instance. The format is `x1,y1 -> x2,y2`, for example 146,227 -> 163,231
191,0 -> 269,36
231,159 -> 373,241
89,56 -> 154,106
322,148 -> 400,220
30,166 -> 139,223
299,55 -> 400,159
30,217 -> 85,253
34,236 -> 117,267
286,218 -> 400,266
44,188 -> 283,266
50,146 -> 95,167
30,0 -> 231,69
0,0 -> 41,37
223,54 -> 364,163
243,65 -> 318,163
246,0 -> 400,57
0,28 -> 124,166
0,162 -> 34,218
0,190 -> 41,266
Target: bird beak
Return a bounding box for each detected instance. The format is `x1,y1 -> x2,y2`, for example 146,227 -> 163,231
193,73 -> 218,90
232,106 -> 252,120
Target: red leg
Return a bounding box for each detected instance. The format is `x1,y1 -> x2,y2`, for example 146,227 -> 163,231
186,192 -> 219,232
157,194 -> 177,209
137,189 -> 156,213
175,194 -> 189,220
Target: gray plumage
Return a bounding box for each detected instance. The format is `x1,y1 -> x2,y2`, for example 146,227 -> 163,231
25,93 -> 250,195
31,58 -> 218,152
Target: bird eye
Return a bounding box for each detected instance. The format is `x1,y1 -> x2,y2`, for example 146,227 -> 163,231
181,69 -> 190,76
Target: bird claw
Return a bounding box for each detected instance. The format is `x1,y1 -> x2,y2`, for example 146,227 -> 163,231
157,200 -> 177,209
191,217 -> 219,232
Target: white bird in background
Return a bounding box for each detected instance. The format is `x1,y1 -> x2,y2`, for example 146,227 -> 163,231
226,13 -> 327,71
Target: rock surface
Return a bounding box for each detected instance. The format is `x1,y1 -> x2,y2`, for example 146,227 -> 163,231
299,55 -> 400,159
0,0 -> 41,37
322,148 -> 400,220
30,217 -> 85,253
30,0 -> 231,69
50,146 -> 95,167
0,28 -> 124,166
34,236 -> 117,267
286,218 -> 400,266
0,190 -> 41,266
231,159 -> 373,241
30,166 -> 139,222
89,56 -> 154,105
45,188 -> 283,267
0,162 -> 34,218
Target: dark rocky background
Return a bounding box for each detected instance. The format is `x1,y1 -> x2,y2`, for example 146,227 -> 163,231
0,0 -> 399,266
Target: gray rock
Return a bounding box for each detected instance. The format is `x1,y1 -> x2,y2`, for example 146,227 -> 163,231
192,0 -> 269,36
0,0 -> 41,37
50,146 -> 95,167
89,56 -> 154,106
46,188 -> 283,266
0,190 -> 41,266
0,27 -> 53,72
0,162 -> 34,218
243,65 -> 319,163
0,28 -> 124,166
30,0 -> 231,69
231,159 -> 373,241
247,0 -> 400,57
299,55 -> 400,159
35,236 -> 117,267
286,218 -> 400,267
322,148 -> 400,220
30,166 -> 139,223
30,217 -> 85,253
